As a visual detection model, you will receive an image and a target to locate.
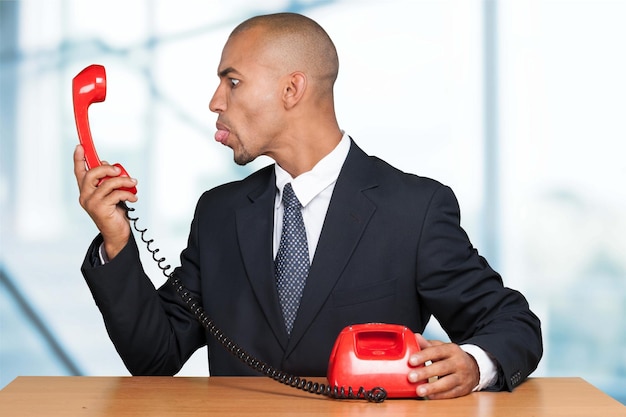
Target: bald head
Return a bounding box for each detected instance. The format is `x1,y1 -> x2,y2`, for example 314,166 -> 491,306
210,13 -> 343,175
229,13 -> 339,91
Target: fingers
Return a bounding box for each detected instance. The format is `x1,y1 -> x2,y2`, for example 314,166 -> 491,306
408,338 -> 479,400
416,373 -> 471,400
409,335 -> 444,366
74,145 -> 138,259
414,333 -> 431,350
74,146 -> 137,204
81,176 -> 137,260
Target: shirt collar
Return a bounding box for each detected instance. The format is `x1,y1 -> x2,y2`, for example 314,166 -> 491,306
275,133 -> 351,207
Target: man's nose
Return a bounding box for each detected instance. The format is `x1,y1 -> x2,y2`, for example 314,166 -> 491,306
209,85 -> 224,113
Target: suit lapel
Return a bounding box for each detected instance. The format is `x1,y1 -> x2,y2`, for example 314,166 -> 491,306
287,142 -> 378,353
235,169 -> 290,349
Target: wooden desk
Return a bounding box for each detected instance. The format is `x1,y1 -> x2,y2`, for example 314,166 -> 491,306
1,376 -> 624,416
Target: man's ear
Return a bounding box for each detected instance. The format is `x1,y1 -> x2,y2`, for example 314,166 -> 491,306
283,72 -> 307,109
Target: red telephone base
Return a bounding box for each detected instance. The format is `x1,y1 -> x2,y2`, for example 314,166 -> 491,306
327,323 -> 426,398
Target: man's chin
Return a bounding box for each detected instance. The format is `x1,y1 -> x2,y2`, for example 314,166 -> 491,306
233,152 -> 256,166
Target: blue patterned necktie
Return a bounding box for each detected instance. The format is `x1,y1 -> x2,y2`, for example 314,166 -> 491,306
275,183 -> 310,335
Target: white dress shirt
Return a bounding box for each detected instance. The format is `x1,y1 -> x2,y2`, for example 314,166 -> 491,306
272,133 -> 498,391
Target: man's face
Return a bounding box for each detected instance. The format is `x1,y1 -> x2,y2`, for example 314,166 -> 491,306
209,28 -> 286,165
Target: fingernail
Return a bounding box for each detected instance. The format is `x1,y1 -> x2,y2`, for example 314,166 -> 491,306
418,386 -> 427,397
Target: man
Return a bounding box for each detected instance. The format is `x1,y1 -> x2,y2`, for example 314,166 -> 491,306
74,12 -> 542,400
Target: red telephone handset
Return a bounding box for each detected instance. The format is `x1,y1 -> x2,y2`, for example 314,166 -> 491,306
72,64 -> 137,194
327,323 -> 427,398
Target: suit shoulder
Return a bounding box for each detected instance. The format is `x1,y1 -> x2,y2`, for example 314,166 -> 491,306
368,154 -> 448,194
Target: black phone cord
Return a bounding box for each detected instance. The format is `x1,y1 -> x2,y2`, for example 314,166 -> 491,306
124,205 -> 387,403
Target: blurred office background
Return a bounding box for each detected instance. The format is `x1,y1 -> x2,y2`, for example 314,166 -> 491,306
1,0 -> 625,404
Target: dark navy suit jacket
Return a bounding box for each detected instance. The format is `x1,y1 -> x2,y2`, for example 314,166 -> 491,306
82,140 -> 542,391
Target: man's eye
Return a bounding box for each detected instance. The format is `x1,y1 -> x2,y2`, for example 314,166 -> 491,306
230,78 -> 240,87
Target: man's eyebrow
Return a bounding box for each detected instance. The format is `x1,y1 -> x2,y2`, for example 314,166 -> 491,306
218,67 -> 242,78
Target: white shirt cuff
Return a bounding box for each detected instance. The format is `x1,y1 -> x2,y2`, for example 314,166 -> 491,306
460,344 -> 498,391
98,242 -> 110,265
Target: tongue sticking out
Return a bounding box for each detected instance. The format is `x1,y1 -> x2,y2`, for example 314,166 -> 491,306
215,129 -> 230,144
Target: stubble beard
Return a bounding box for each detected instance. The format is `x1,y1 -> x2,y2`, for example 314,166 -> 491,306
233,138 -> 255,166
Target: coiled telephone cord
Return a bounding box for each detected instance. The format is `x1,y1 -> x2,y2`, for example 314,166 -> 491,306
124,205 -> 387,403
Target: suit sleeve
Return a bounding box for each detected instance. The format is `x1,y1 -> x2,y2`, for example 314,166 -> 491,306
81,224 -> 206,376
416,185 -> 542,391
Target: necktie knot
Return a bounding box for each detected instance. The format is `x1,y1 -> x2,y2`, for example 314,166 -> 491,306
282,183 -> 301,210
